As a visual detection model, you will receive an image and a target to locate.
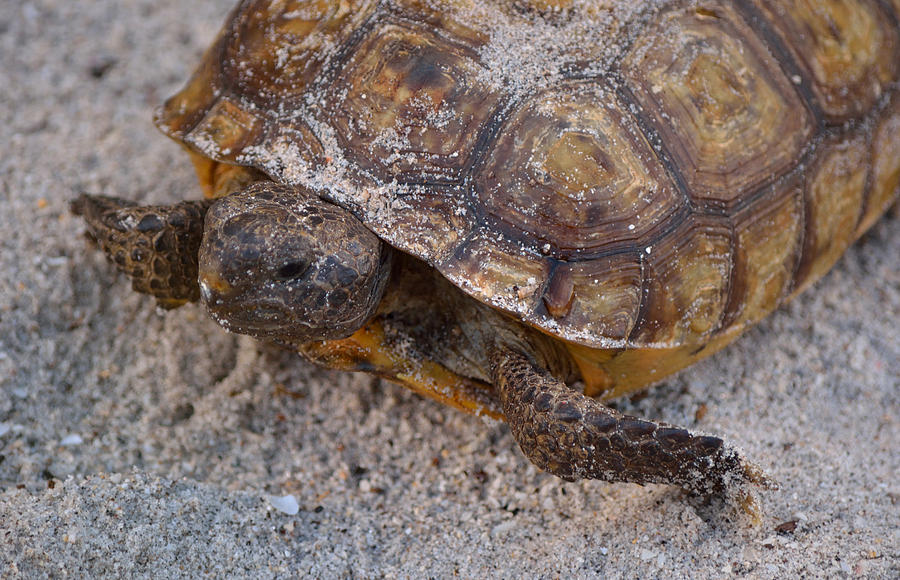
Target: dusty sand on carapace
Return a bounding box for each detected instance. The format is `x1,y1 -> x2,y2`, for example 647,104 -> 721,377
1,1 -> 897,577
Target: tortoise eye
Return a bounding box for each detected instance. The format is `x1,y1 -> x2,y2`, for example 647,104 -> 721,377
275,261 -> 308,280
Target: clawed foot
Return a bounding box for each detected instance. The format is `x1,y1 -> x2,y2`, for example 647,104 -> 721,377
490,345 -> 773,515
71,193 -> 211,308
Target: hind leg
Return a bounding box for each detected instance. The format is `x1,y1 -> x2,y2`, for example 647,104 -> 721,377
71,194 -> 211,309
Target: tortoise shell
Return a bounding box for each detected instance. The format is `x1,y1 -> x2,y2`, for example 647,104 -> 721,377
155,0 -> 900,400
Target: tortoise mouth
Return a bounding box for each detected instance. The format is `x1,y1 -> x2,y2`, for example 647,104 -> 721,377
223,303 -> 289,326
199,273 -> 294,337
205,296 -> 295,338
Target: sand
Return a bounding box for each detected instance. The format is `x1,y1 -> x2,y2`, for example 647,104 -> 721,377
1,1 -> 897,577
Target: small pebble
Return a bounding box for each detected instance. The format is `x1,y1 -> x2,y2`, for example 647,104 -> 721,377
60,434 -> 83,446
268,495 -> 299,515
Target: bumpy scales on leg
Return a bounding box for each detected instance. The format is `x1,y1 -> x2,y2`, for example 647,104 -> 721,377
72,194 -> 210,308
489,344 -> 770,497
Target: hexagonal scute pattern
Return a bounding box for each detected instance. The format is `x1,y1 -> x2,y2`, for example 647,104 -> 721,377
751,0 -> 899,122
622,2 -> 814,210
476,82 -> 684,259
221,0 -> 379,108
151,0 -> 898,356
325,17 -> 502,184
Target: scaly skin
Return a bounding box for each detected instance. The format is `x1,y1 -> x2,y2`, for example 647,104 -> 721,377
198,181 -> 392,343
489,345 -> 771,498
71,194 -> 210,309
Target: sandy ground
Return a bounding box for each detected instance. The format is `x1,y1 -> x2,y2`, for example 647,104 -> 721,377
1,1 -> 898,577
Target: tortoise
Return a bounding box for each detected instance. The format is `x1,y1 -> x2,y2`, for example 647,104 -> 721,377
73,0 -> 900,504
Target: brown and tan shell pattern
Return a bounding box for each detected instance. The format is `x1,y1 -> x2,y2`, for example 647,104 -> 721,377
157,0 -> 900,361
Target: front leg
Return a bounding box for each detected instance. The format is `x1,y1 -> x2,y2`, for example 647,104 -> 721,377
489,344 -> 770,499
72,194 -> 211,309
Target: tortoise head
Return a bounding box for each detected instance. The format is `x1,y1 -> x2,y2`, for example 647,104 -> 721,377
198,182 -> 392,344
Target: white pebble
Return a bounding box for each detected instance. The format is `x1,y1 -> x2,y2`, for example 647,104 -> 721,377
0,423 -> 10,437
60,434 -> 83,446
268,494 -> 299,515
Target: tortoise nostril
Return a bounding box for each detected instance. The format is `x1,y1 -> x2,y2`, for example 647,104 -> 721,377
275,261 -> 308,280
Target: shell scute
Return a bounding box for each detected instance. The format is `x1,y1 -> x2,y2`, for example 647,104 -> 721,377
544,255 -> 643,344
475,82 -> 683,259
725,179 -> 804,331
631,215 -> 734,346
221,0 -> 379,107
752,0 -> 899,122
324,16 -> 502,184
860,94 -> 900,234
440,227 -> 552,315
365,187 -> 476,264
621,1 -> 815,209
184,97 -> 264,158
794,135 -> 868,291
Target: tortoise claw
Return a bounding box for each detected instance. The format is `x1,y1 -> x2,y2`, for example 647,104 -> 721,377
72,193 -> 211,307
